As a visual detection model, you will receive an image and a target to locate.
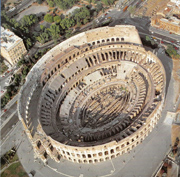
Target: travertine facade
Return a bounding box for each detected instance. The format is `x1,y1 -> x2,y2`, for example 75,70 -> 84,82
1,27 -> 27,65
18,26 -> 166,164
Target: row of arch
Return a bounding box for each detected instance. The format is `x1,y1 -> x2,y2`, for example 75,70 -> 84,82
41,43 -> 143,86
53,112 -> 161,164
91,37 -> 125,46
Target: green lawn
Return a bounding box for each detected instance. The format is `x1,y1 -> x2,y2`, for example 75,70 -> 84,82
1,162 -> 28,177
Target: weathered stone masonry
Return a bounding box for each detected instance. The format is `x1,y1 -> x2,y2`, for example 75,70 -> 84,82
18,25 -> 166,164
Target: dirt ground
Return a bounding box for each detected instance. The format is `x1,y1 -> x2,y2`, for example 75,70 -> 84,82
135,0 -> 169,17
1,162 -> 28,177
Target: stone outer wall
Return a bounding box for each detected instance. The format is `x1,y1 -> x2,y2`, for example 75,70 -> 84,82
18,25 -> 166,164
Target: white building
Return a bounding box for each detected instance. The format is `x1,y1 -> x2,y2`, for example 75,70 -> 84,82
1,27 -> 27,66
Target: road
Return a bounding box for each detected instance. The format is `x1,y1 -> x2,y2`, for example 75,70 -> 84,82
1,103 -> 17,122
0,66 -> 19,97
1,112 -> 18,139
6,0 -> 34,17
1,94 -> 18,125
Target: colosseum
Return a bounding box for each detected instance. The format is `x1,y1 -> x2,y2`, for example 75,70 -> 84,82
18,25 -> 166,164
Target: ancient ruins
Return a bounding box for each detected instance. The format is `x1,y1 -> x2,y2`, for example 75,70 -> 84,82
18,25 -> 166,164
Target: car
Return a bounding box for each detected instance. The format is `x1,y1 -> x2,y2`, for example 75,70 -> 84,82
171,41 -> 174,43
105,13 -> 107,16
175,47 -> 178,50
161,41 -> 164,44
4,109 -> 7,112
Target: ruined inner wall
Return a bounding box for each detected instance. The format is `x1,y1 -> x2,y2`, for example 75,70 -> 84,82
18,25 -> 166,164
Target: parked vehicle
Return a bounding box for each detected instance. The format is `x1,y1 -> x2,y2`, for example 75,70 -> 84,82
123,6 -> 128,12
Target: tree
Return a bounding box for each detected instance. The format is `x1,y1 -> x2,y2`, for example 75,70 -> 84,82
22,66 -> 29,76
73,7 -> 90,25
92,0 -> 97,4
48,24 -> 60,40
85,0 -> 91,3
44,14 -> 54,23
102,0 -> 109,5
25,38 -> 32,49
54,16 -> 61,23
54,0 -> 79,10
60,18 -> 75,29
4,92 -> 11,100
36,32 -> 49,44
47,0 -> 54,7
93,11 -> 98,17
14,74 -> 21,86
17,58 -> 25,67
102,0 -> 115,5
83,18 -> 89,24
14,22 -> 20,28
37,0 -> 43,4
20,14 -> 38,27
146,36 -> 151,41
65,29 -> 73,39
2,23 -> 11,29
166,45 -> 180,59
40,25 -> 45,31
20,26 -> 29,33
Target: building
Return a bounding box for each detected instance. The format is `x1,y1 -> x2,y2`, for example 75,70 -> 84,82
18,25 -> 166,165
171,0 -> 180,6
1,27 -> 27,66
151,15 -> 180,35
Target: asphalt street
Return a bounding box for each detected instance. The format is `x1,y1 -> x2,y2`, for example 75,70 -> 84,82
1,100 -> 17,121
1,112 -> 18,139
6,0 -> 34,17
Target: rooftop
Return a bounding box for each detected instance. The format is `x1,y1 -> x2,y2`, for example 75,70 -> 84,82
160,16 -> 180,25
1,26 -> 22,51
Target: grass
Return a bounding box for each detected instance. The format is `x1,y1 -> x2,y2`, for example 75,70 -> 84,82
1,153 -> 19,170
1,162 -> 28,177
